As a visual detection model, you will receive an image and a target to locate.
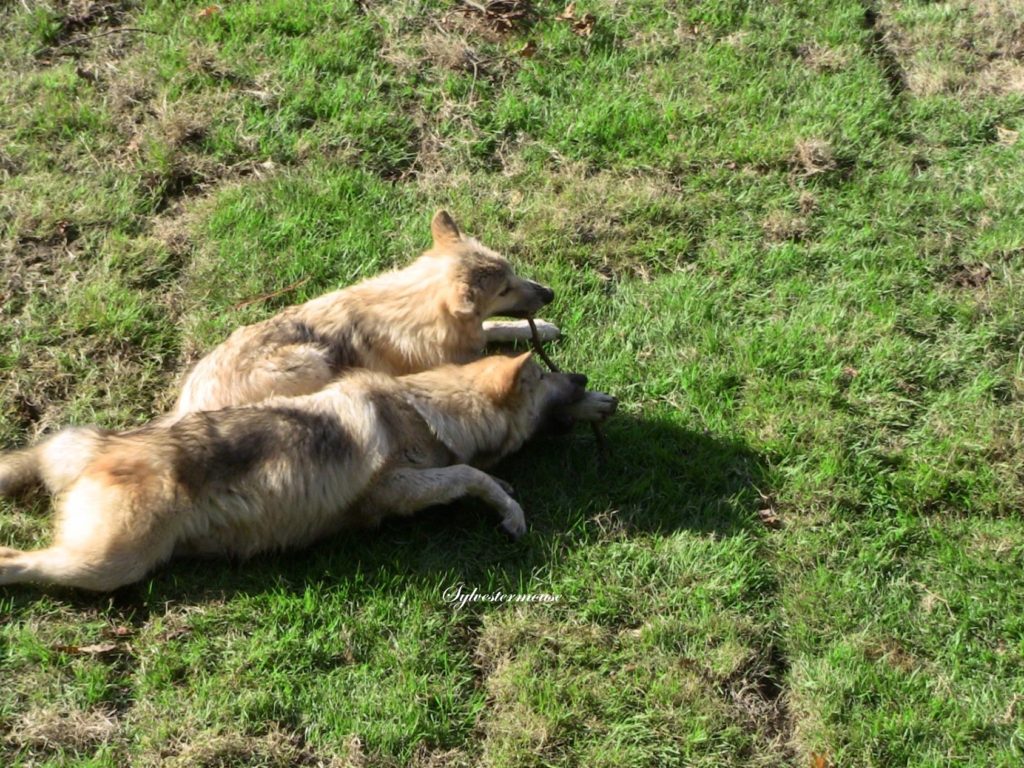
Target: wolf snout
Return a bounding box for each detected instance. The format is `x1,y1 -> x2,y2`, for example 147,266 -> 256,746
600,393 -> 618,416
531,281 -> 555,305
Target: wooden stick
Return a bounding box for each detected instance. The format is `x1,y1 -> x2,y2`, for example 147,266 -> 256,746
527,317 -> 562,373
231,276 -> 311,311
528,317 -> 609,463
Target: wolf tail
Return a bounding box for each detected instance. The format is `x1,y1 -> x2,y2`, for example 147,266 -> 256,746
0,446 -> 41,496
0,426 -> 108,498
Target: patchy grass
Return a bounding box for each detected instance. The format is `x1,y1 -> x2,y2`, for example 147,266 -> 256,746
2,0 -> 1024,765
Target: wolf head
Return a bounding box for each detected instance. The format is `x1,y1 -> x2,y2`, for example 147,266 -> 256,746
403,353 -> 616,467
426,210 -> 555,321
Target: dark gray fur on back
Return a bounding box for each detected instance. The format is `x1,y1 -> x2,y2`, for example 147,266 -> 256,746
165,407 -> 352,492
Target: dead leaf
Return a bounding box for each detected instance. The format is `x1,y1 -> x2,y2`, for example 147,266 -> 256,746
810,753 -> 831,768
758,508 -> 783,529
571,13 -> 595,37
556,2 -> 576,20
1002,694 -> 1022,724
55,642 -> 119,656
517,40 -> 538,58
111,626 -> 133,637
556,2 -> 595,37
196,5 -> 220,20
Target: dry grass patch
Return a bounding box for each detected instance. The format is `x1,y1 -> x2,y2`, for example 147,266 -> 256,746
791,138 -> 837,176
878,0 -> 1024,99
762,210 -> 809,243
6,705 -> 120,755
153,725 -> 350,768
799,42 -> 856,73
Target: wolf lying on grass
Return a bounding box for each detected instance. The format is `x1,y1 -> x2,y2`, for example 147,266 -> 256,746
0,354 -> 616,591
171,210 -> 560,418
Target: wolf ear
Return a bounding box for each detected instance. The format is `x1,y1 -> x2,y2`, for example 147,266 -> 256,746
480,352 -> 533,403
431,210 -> 462,247
403,395 -> 472,463
447,282 -> 477,319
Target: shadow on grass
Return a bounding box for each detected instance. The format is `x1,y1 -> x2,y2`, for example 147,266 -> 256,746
1,415 -> 771,615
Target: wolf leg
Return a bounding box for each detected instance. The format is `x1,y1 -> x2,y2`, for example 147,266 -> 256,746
483,319 -> 560,344
0,543 -> 164,591
364,465 -> 526,538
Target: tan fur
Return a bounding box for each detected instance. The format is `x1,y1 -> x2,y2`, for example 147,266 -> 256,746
170,210 -> 558,419
0,356 -> 616,591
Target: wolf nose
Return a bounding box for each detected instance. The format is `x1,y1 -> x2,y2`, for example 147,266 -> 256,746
535,283 -> 555,304
568,373 -> 588,387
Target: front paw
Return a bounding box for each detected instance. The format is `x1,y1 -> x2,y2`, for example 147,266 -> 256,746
494,477 -> 516,497
589,392 -> 618,419
566,391 -> 618,422
500,501 -> 527,540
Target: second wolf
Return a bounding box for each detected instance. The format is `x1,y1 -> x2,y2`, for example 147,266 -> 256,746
0,354 -> 616,591
172,210 -> 559,417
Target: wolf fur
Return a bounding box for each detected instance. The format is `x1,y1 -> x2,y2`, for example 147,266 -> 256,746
0,354 -> 616,591
171,210 -> 559,419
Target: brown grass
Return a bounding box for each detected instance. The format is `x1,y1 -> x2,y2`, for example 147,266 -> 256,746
799,43 -> 855,73
792,138 -> 836,176
878,0 -> 1024,98
7,706 -> 120,754
151,726 -> 352,768
762,211 -> 809,243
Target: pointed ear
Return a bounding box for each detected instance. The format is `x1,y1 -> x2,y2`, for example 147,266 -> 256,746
431,209 -> 462,247
403,395 -> 472,463
479,352 -> 533,403
447,282 -> 477,319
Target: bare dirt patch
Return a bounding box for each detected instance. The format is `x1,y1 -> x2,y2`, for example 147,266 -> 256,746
949,262 -> 993,289
720,646 -> 794,761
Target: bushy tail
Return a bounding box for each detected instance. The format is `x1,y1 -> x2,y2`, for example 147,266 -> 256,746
0,446 -> 41,496
0,426 -> 108,498
35,427 -> 108,495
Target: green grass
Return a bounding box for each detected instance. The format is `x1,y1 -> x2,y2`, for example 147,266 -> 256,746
2,0 -> 1024,765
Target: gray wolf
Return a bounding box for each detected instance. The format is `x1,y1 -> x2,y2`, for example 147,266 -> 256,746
0,354 -> 616,591
171,210 -> 559,418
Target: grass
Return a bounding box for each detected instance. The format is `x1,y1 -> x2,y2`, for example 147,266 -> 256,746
2,0 -> 1023,764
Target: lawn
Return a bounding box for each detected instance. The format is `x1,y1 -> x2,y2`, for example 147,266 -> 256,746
1,0 -> 1023,765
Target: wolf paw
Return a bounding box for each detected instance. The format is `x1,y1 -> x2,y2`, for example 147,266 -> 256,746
567,391 -> 619,422
500,502 -> 527,540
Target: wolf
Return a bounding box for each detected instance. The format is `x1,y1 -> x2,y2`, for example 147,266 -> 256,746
170,210 -> 560,418
0,354 -> 616,591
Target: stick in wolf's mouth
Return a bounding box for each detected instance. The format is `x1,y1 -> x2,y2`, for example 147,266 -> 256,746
527,317 -> 609,462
